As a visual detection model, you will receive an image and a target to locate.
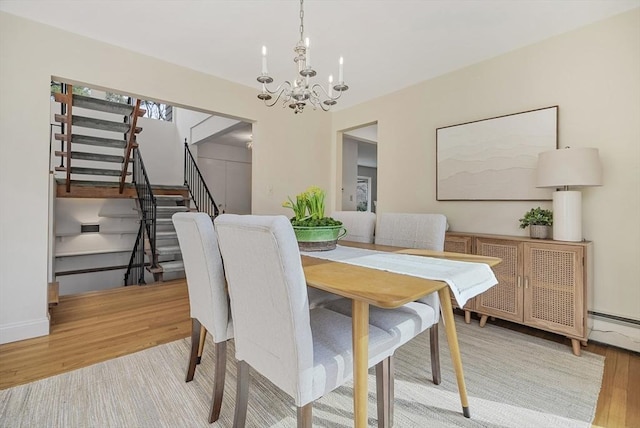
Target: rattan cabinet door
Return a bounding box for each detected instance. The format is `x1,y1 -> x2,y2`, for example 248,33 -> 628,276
475,238 -> 524,323
523,243 -> 584,338
444,235 -> 475,311
444,235 -> 472,254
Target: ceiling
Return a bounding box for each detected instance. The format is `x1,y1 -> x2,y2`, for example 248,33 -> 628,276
2,0 -> 638,111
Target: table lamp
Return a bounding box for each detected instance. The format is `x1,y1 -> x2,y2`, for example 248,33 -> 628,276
536,147 -> 603,242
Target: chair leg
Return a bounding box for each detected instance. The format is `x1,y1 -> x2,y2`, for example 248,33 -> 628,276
430,323 -> 441,385
208,341 -> 227,423
297,403 -> 313,428
233,360 -> 250,428
197,325 -> 207,365
375,357 -> 391,428
186,318 -> 201,382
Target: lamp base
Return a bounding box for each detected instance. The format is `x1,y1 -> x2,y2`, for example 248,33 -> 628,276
552,191 -> 582,242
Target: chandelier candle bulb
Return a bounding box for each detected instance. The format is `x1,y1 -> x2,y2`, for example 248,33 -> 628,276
261,46 -> 268,74
338,57 -> 344,83
328,75 -> 333,97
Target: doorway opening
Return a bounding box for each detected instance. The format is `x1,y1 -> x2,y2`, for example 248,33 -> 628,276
340,123 -> 378,212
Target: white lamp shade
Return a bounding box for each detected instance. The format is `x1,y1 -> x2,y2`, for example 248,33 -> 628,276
536,147 -> 603,188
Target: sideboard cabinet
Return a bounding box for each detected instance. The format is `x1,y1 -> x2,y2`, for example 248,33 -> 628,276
445,232 -> 593,356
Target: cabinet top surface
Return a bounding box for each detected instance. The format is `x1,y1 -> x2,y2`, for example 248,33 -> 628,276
446,231 -> 592,246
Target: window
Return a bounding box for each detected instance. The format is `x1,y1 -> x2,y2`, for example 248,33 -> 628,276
140,100 -> 173,121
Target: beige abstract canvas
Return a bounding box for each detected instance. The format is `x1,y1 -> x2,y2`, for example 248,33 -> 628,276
437,106 -> 558,200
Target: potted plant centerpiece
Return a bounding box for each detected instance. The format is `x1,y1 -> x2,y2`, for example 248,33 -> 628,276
519,207 -> 553,239
283,186 -> 346,251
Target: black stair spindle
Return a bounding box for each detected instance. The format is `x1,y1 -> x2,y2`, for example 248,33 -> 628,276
183,140 -> 220,218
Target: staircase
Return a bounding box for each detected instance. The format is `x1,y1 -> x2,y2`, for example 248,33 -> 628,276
53,86 -> 142,192
145,195 -> 190,281
52,85 -> 211,285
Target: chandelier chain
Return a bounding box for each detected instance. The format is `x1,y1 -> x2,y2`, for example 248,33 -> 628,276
299,0 -> 304,42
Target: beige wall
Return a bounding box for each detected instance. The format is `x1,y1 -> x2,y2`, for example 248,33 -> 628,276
332,10 -> 640,324
0,12 -> 331,343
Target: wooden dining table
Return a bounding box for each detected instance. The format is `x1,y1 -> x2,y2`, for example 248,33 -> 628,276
301,241 -> 501,428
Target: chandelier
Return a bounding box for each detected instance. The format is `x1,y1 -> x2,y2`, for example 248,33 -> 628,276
257,0 -> 349,114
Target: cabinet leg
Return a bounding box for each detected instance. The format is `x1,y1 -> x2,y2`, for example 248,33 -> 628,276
581,340 -> 588,347
464,310 -> 471,324
479,315 -> 488,327
571,339 -> 581,356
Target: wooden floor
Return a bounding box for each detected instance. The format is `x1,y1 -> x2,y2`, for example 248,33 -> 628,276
0,280 -> 637,427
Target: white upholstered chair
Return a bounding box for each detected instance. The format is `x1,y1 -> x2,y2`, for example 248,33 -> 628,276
172,212 -> 234,423
330,210 -> 376,243
373,212 -> 448,385
321,213 -> 444,421
214,214 -> 397,427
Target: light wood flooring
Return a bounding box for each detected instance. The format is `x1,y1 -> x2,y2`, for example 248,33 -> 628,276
0,280 -> 637,427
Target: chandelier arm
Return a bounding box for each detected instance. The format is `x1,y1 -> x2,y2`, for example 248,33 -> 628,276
317,100 -> 332,112
263,81 -> 293,96
311,83 -> 345,102
263,87 -> 289,108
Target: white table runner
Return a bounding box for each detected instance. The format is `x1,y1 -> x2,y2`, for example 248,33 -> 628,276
301,245 -> 497,307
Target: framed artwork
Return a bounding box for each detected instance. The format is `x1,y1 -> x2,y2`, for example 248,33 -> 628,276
436,106 -> 558,201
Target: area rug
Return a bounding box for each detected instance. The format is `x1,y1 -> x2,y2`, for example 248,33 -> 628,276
0,320 -> 604,427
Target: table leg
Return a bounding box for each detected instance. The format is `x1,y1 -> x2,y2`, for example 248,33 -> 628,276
352,299 -> 369,428
438,288 -> 470,418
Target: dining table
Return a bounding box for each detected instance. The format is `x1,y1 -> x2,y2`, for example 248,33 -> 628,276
301,241 -> 501,428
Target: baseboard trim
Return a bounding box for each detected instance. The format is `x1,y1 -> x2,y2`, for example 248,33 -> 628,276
589,317 -> 640,353
0,317 -> 50,345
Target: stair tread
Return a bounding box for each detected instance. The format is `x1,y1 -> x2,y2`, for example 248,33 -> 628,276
67,167 -> 131,176
157,261 -> 185,272
55,114 -> 142,134
154,195 -> 185,200
55,151 -> 128,163
57,134 -> 128,149
156,206 -> 189,211
155,218 -> 174,224
156,245 -> 181,254
72,94 -> 145,116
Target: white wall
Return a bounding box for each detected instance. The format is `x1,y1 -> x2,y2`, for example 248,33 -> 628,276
136,117 -> 183,185
54,198 -> 139,295
0,11 -> 332,344
175,108 -> 210,144
197,142 -> 252,214
331,9 -> 640,348
341,138 -> 358,210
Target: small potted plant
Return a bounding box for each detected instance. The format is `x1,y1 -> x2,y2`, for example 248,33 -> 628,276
283,186 -> 345,251
519,207 -> 553,239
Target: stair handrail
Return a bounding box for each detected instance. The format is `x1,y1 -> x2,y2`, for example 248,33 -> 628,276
52,84 -> 74,192
120,99 -> 142,193
183,140 -> 220,217
124,222 -> 146,285
132,146 -> 158,270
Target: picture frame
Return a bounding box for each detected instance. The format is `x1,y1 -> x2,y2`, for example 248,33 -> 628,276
436,106 -> 558,201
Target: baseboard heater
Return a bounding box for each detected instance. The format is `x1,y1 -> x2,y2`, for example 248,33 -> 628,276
589,310 -> 640,327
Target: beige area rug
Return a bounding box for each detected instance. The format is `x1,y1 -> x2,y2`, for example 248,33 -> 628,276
0,320 -> 604,428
